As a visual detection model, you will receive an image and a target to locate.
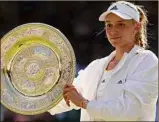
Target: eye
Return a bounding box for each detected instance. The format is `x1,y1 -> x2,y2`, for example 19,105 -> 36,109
119,23 -> 125,27
105,23 -> 112,28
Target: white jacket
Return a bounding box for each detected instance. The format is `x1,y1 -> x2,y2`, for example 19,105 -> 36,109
48,45 -> 158,121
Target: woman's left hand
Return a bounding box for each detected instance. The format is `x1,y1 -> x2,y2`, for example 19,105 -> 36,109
63,83 -> 85,108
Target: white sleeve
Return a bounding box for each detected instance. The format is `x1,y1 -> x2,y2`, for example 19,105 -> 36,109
48,59 -> 99,115
86,52 -> 158,121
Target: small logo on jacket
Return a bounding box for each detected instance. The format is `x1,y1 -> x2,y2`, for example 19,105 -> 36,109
117,80 -> 122,84
102,79 -> 105,83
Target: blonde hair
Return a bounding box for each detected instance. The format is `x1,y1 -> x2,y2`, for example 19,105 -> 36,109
135,5 -> 148,49
112,1 -> 149,49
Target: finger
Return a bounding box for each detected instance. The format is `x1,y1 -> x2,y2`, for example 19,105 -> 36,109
64,83 -> 74,88
63,87 -> 76,94
63,92 -> 70,99
63,95 -> 70,107
66,97 -> 70,106
63,94 -> 67,101
63,92 -> 71,101
66,101 -> 70,106
63,84 -> 74,92
63,87 -> 75,94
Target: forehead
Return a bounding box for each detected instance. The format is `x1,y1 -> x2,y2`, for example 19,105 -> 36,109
105,13 -> 127,23
105,13 -> 134,24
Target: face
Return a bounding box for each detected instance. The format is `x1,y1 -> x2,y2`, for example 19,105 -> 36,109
105,13 -> 139,48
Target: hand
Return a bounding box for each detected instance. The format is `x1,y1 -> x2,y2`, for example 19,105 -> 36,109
63,83 -> 85,108
63,84 -> 75,107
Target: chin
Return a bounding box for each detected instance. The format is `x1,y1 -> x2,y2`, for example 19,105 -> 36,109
111,43 -> 134,49
110,41 -> 122,47
109,38 -> 121,44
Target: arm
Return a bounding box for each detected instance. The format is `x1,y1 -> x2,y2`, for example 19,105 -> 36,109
86,52 -> 158,121
48,59 -> 99,115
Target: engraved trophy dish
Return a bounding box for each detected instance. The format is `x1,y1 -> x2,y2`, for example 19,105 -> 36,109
1,23 -> 76,115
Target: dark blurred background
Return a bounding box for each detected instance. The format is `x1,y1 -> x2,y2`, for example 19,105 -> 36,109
0,1 -> 158,122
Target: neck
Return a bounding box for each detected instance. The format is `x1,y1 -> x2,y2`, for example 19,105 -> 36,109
114,44 -> 135,61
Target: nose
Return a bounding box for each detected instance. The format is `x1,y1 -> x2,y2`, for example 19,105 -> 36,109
111,26 -> 119,34
107,27 -> 119,37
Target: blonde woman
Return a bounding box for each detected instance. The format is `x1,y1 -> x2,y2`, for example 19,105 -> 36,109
48,1 -> 158,121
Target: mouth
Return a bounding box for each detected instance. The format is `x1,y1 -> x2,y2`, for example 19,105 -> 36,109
110,37 -> 121,39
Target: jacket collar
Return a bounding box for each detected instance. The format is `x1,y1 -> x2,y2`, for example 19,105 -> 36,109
125,45 -> 144,55
108,45 -> 144,59
103,45 -> 144,74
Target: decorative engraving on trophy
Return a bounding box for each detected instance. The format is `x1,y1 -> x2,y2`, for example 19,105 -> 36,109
1,36 -> 16,53
14,33 -> 23,39
21,101 -> 36,110
12,48 -> 30,73
43,67 -> 59,86
46,60 -> 58,68
8,37 -> 16,45
48,34 -> 64,47
14,30 -> 28,39
49,34 -> 59,43
34,46 -> 51,57
26,62 -> 40,77
11,44 -> 61,96
38,97 -> 50,109
58,78 -> 67,86
16,55 -> 23,62
61,43 -> 69,51
48,86 -> 62,102
21,80 -> 36,92
13,97 -> 19,107
2,89 -> 14,105
62,62 -> 72,81
25,28 -> 44,36
62,54 -> 69,62
42,31 -> 51,40
58,43 -> 70,57
62,70 -> 70,81
2,42 -> 11,53
14,58 -> 27,72
9,28 -> 43,41
57,46 -> 64,55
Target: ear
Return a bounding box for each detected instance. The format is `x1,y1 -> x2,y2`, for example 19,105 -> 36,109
133,22 -> 141,35
135,22 -> 141,31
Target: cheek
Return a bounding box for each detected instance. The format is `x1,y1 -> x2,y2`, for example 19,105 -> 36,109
127,29 -> 135,38
105,29 -> 112,37
122,30 -> 135,43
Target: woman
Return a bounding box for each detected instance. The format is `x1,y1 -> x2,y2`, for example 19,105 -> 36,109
48,1 -> 158,121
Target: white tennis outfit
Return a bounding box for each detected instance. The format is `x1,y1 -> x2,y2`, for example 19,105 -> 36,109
48,45 -> 158,121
